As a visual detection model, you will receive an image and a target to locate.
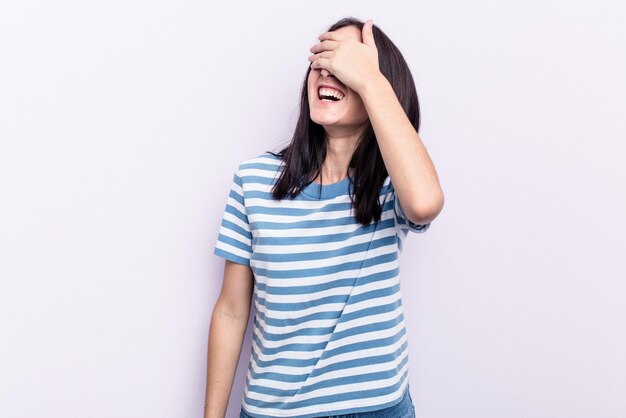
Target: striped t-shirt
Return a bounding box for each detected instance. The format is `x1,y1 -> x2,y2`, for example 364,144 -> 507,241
213,152 -> 430,418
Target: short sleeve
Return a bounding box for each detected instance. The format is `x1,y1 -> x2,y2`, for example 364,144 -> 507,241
213,166 -> 253,266
394,189 -> 431,234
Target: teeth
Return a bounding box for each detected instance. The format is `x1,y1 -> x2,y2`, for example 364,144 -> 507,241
318,87 -> 344,100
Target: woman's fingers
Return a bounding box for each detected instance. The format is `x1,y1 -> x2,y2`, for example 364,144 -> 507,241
308,51 -> 332,62
309,40 -> 339,53
310,57 -> 331,69
318,31 -> 346,42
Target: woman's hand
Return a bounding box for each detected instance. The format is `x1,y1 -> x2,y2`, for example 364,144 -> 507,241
308,19 -> 382,96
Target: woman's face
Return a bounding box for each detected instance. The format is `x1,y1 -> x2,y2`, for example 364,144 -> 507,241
307,25 -> 370,136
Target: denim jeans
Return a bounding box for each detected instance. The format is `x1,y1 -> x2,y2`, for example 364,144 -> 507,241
239,385 -> 416,418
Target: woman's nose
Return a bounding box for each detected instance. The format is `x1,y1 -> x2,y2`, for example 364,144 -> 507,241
320,69 -> 333,77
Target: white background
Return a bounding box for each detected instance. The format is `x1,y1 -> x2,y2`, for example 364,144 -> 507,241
1,1 -> 625,417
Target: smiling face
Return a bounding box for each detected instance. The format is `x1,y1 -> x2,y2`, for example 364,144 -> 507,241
307,25 -> 369,138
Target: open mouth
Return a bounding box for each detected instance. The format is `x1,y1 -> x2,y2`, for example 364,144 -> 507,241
318,86 -> 345,102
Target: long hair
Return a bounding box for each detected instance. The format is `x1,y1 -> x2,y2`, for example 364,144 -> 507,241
267,16 -> 421,226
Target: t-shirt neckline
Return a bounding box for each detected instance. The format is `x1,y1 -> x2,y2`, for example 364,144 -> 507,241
301,175 -> 353,199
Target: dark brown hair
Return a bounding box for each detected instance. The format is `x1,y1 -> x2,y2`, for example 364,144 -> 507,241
267,16 -> 421,226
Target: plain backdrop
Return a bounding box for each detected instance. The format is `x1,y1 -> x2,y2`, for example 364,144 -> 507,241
1,1 -> 625,418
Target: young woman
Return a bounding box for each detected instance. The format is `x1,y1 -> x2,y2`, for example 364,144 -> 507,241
205,17 -> 444,418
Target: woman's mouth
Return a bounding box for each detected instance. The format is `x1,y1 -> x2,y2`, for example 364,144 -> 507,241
317,86 -> 345,104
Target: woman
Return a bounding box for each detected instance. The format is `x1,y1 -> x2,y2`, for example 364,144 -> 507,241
205,17 -> 444,418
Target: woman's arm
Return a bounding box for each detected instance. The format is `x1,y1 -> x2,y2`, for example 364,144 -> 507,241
310,21 -> 444,226
360,75 -> 444,226
204,260 -> 254,418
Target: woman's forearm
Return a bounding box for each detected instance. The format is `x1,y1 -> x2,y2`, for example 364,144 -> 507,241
204,301 -> 250,418
360,74 -> 444,225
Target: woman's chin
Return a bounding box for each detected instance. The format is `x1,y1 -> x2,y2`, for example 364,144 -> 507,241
312,119 -> 341,128
310,112 -> 342,126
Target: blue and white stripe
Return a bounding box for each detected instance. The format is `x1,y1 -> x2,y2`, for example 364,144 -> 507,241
213,152 -> 430,417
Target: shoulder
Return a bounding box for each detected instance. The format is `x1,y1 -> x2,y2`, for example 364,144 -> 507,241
233,152 -> 284,191
237,152 -> 283,173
